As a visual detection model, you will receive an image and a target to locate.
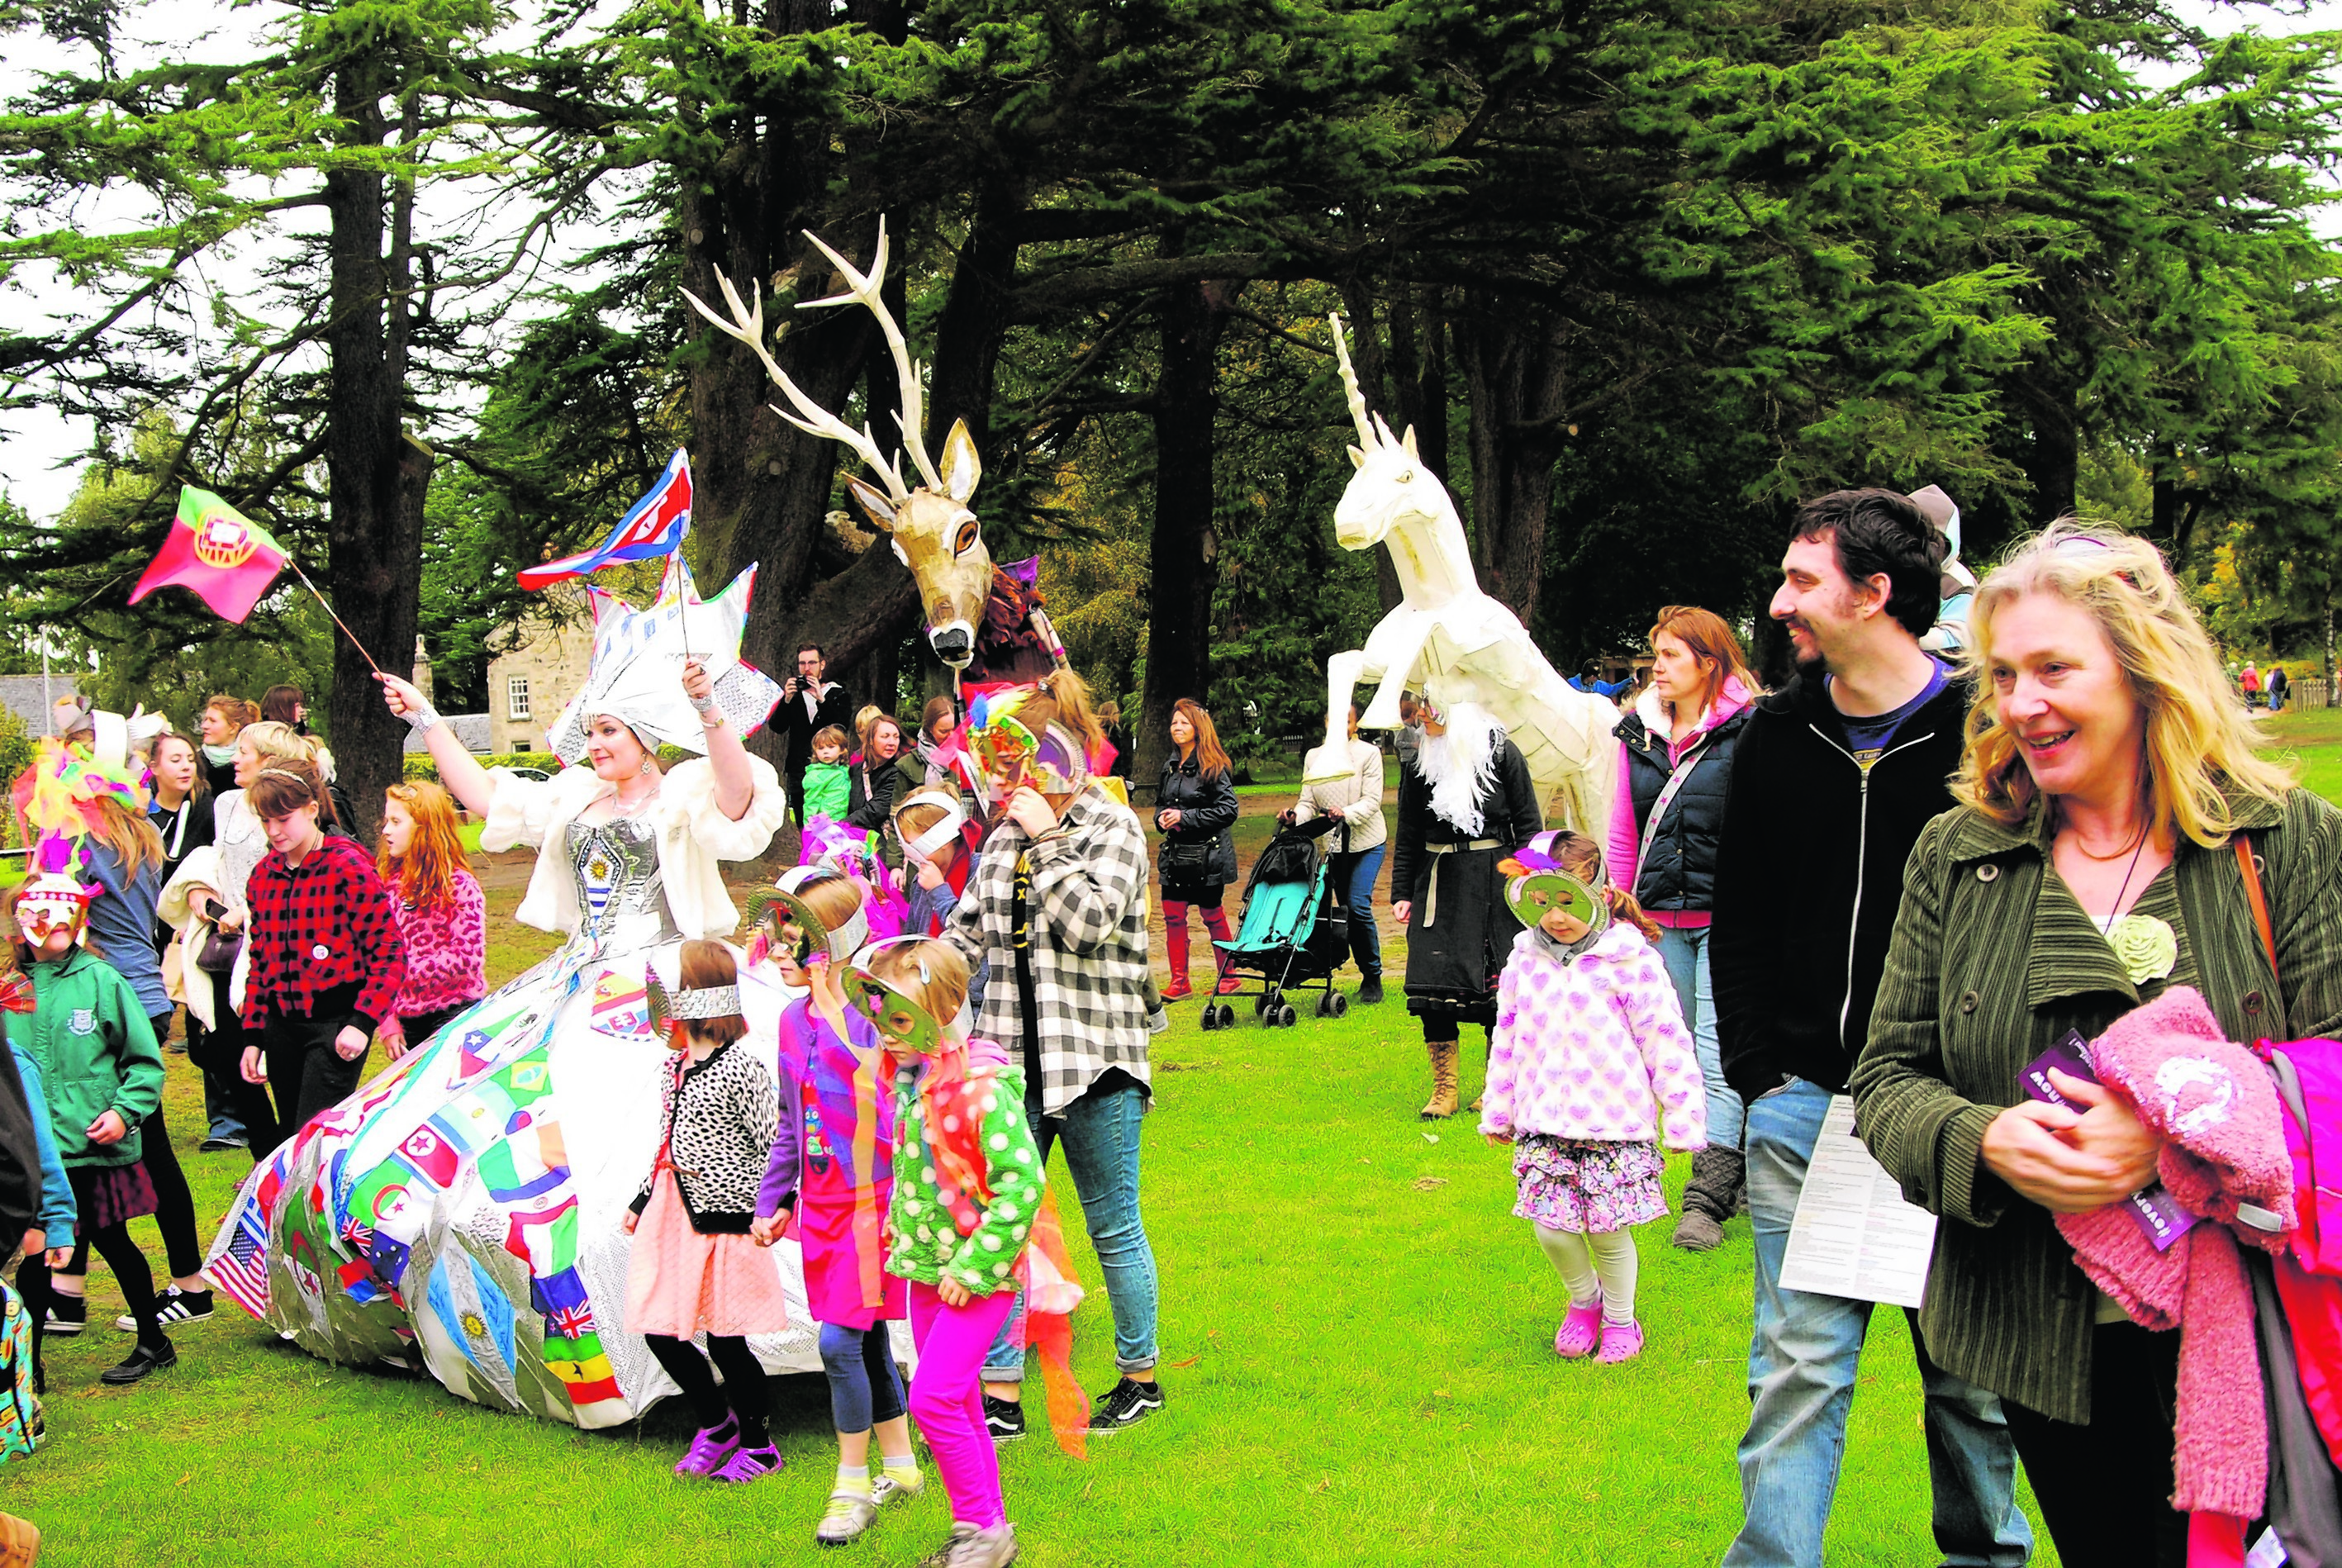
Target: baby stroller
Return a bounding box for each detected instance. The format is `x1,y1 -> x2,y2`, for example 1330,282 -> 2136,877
1200,814 -> 1350,1030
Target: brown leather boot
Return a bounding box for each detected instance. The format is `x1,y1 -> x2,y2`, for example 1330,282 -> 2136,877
1420,1040 -> 1460,1119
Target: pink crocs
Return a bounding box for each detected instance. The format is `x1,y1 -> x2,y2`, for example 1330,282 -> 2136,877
1594,1319 -> 1645,1365
1554,1295 -> 1603,1360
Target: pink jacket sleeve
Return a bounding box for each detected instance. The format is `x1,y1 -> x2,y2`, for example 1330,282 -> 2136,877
1622,944 -> 1707,1151
1607,743 -> 1642,896
1479,953 -> 1527,1138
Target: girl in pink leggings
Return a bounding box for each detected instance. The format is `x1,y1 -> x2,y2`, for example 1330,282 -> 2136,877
848,937 -> 1071,1568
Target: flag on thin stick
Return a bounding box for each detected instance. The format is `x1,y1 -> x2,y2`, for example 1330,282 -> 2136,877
517,449 -> 693,589
128,488 -> 290,623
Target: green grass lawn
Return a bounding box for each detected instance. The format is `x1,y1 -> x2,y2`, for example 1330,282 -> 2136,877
81,720 -> 2342,1563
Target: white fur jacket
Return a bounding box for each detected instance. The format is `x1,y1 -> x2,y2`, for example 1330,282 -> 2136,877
482,755 -> 786,938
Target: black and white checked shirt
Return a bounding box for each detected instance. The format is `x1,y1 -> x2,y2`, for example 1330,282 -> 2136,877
949,786 -> 1153,1116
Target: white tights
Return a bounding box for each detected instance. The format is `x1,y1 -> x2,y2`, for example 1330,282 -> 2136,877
1537,1225 -> 1637,1326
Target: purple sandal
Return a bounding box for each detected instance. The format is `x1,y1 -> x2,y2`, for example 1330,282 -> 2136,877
712,1444 -> 785,1485
675,1420 -> 741,1477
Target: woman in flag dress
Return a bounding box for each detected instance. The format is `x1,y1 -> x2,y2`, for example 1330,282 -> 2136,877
202,568 -> 810,1428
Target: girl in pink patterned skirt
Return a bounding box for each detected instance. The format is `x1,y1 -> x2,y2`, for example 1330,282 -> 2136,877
1479,831 -> 1706,1365
624,938 -> 789,1482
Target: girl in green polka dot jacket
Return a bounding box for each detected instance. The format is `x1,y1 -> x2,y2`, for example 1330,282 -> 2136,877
847,937 -> 1088,1568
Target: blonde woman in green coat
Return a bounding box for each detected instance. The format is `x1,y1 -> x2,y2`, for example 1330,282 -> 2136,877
1853,520 -> 2342,1568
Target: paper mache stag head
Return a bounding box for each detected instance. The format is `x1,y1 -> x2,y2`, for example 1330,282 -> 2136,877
682,218 -> 996,673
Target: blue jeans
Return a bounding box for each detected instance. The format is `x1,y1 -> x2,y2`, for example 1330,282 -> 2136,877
1330,844 -> 1385,977
1725,1078 -> 2032,1568
984,1076 -> 1161,1380
1655,924 -> 1737,1151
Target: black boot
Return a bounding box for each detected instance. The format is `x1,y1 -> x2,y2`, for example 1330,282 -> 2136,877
1355,972 -> 1384,1005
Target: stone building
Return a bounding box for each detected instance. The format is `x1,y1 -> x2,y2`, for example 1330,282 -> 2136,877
484,583 -> 593,755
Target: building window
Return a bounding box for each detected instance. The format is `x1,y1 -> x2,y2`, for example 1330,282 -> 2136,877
507,676 -> 531,720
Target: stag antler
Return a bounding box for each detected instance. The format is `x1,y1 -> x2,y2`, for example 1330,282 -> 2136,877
795,218 -> 945,496
682,249 -> 912,502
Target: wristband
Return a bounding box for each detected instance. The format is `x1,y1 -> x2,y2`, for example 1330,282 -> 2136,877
401,701 -> 444,733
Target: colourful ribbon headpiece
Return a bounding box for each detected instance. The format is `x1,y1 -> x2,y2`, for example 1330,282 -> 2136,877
12,720 -> 152,866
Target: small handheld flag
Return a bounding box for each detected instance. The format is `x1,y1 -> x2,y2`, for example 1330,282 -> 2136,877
518,449 -> 694,590
129,488 -> 291,624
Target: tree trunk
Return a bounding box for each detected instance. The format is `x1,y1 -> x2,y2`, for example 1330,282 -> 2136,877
321,64 -> 426,845
1453,300 -> 1573,625
1136,273 -> 1237,794
2018,378 -> 2080,523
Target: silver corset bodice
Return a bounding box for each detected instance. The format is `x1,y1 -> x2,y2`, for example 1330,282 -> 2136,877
563,815 -> 677,953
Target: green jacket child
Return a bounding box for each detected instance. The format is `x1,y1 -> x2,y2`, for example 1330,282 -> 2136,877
4,947 -> 164,1169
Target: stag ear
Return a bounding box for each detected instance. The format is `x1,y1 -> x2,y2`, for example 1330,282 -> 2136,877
1348,445 -> 1366,470
940,420 -> 983,503
846,476 -> 899,531
1401,425 -> 1419,458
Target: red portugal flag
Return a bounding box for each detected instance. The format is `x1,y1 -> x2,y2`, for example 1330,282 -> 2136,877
128,487 -> 290,624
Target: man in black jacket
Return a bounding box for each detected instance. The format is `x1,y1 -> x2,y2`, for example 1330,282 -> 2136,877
1712,491 -> 2032,1567
766,643 -> 854,826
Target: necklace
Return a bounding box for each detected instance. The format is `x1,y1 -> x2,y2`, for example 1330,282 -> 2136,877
2059,802 -> 2149,862
2102,830 -> 2152,924
611,778 -> 659,818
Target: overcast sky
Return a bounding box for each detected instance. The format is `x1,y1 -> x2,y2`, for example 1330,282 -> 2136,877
0,0 -> 2335,527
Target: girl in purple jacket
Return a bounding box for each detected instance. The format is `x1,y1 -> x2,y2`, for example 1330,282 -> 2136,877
748,867 -> 919,1545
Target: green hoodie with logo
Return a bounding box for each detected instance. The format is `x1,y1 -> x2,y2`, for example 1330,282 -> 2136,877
2,948 -> 164,1168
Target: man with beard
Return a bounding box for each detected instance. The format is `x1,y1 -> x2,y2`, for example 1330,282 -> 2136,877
1390,696 -> 1544,1119
1711,490 -> 2031,1566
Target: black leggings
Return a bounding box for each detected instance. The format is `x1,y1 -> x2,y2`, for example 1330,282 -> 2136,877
19,1224 -> 164,1382
1420,1016 -> 1494,1046
644,1333 -> 771,1447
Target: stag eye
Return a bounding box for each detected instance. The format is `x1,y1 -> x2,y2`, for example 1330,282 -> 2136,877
891,540 -> 910,568
954,516 -> 980,555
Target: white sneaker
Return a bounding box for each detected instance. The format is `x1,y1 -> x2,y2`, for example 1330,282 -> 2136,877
115,1285 -> 215,1331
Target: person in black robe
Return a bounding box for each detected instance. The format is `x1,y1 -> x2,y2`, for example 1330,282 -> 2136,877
1389,697 -> 1544,1119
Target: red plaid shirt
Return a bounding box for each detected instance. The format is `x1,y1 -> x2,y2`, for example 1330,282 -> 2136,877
242,834 -> 407,1033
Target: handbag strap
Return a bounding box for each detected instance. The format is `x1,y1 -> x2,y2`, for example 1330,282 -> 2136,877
2235,834 -> 2279,986
1633,731 -> 1712,890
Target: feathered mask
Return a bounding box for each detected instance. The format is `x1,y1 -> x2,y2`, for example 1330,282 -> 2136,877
964,686 -> 1090,797
1502,829 -> 1607,934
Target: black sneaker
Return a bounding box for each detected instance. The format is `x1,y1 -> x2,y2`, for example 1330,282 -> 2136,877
197,1136 -> 248,1153
1086,1376 -> 1165,1433
981,1394 -> 1026,1442
43,1297 -> 85,1337
116,1285 -> 213,1331
99,1338 -> 178,1385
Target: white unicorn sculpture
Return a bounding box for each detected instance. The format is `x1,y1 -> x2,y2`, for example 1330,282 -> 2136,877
1304,313 -> 1619,835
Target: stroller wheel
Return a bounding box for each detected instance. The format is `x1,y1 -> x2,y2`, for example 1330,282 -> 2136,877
1200,1005 -> 1220,1033
1214,1004 -> 1236,1030
1253,991 -> 1271,1016
1276,1003 -> 1299,1029
1328,991 -> 1349,1019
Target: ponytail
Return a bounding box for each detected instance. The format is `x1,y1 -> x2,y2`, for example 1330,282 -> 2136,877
1604,885 -> 1663,943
